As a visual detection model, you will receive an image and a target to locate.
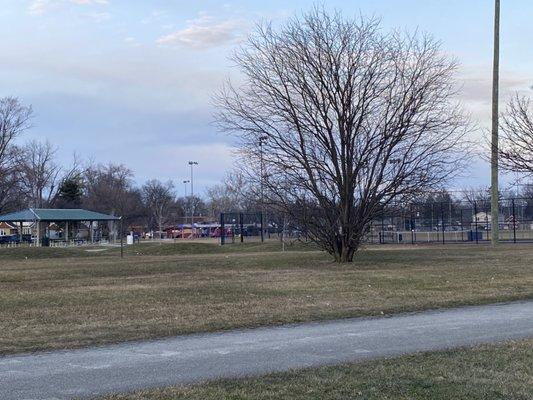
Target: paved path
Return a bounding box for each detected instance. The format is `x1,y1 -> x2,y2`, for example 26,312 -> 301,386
1,301 -> 532,400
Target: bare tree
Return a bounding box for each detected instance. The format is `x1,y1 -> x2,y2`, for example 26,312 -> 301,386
48,153 -> 84,208
83,163 -> 144,234
176,195 -> 208,222
206,170 -> 255,216
17,140 -> 61,208
499,95 -> 533,175
216,9 -> 469,262
461,186 -> 493,219
142,179 -> 175,239
0,97 -> 32,212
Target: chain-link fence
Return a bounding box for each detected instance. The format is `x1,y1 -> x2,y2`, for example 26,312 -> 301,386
219,212 -> 264,244
219,211 -> 307,245
220,196 -> 533,246
367,197 -> 533,244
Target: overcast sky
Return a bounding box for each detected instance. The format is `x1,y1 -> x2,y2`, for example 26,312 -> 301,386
1,0 -> 532,195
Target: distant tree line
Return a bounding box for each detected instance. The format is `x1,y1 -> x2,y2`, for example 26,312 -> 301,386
0,97 -> 259,234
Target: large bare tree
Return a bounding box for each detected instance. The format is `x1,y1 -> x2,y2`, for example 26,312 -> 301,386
0,97 -> 33,212
216,10 -> 468,262
499,95 -> 533,175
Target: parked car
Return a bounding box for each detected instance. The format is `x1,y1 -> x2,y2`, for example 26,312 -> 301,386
0,235 -> 20,244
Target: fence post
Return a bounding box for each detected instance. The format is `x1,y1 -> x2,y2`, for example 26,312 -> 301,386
410,205 -> 415,245
381,212 -> 385,244
220,213 -> 225,245
460,208 -> 464,242
512,199 -> 517,244
260,211 -> 264,242
474,201 -> 479,244
239,212 -> 244,243
440,202 -> 445,244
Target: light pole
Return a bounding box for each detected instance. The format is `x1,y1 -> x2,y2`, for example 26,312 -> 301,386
491,0 -> 500,245
259,136 -> 268,242
183,180 -> 190,198
188,161 -> 198,238
183,179 -> 190,226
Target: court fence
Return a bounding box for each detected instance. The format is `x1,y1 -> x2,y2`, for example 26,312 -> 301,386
219,196 -> 533,245
367,197 -> 533,244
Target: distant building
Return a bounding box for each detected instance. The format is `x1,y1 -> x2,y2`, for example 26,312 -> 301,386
472,212 -> 504,230
0,222 -> 15,236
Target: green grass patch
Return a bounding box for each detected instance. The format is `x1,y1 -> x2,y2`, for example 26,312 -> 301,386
0,240 -> 313,260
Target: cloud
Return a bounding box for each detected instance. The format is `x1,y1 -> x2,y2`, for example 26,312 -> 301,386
28,0 -> 109,15
456,65 -> 532,125
28,0 -> 50,14
141,9 -> 167,25
123,37 -> 141,47
71,0 -> 108,4
156,14 -> 247,49
84,11 -> 111,22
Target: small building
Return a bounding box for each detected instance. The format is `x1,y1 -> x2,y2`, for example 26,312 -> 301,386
0,222 -> 16,236
472,211 -> 507,230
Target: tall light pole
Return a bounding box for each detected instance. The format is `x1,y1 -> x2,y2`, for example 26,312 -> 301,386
491,0 -> 500,245
188,161 -> 198,238
259,136 -> 268,242
183,179 -> 190,225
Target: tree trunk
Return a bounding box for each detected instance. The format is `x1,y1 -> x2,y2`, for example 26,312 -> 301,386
332,232 -> 358,263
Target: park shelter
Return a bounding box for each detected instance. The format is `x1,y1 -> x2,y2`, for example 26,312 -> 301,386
0,208 -> 120,246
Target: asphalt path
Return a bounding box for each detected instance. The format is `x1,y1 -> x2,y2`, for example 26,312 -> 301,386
1,300 -> 532,400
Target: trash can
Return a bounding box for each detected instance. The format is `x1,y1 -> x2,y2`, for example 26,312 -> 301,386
467,231 -> 483,241
41,237 -> 50,247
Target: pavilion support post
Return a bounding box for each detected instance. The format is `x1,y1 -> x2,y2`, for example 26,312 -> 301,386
36,221 -> 40,247
19,221 -> 23,246
90,221 -> 94,244
65,221 -> 69,243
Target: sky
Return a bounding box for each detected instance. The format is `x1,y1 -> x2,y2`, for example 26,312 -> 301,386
1,0 -> 532,196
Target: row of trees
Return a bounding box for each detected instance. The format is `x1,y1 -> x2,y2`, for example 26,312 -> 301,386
0,97 -> 258,235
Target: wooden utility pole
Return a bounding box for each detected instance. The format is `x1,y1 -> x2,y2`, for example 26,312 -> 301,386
491,0 -> 500,245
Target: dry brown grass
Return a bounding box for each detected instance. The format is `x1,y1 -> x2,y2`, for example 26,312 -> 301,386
1,243 -> 532,355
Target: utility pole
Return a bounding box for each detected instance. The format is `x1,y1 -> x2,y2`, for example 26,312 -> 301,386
188,161 -> 198,238
491,0 -> 500,245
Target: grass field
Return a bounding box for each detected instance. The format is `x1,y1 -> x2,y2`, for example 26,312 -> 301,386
0,240 -> 309,260
0,242 -> 532,355
101,339 -> 533,400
